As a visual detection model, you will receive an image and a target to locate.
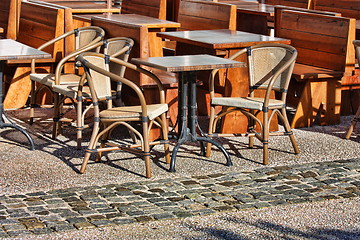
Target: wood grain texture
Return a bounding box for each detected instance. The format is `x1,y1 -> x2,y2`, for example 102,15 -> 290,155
121,0 -> 167,20
177,0 -> 237,31
275,9 -> 356,127
314,0 -> 360,19
4,2 -> 67,109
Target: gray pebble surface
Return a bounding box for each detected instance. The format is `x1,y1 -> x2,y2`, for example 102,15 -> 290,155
0,109 -> 359,239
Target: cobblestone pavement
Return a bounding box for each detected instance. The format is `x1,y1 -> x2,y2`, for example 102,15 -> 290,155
0,158 -> 359,238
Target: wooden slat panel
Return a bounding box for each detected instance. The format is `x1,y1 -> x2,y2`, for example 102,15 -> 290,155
279,29 -> 348,55
276,10 -> 354,70
279,0 -> 309,8
314,0 -> 360,19
121,0 -> 167,20
280,11 -> 351,37
178,0 -> 236,31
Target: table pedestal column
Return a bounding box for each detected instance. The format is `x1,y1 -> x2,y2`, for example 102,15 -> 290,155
169,71 -> 232,172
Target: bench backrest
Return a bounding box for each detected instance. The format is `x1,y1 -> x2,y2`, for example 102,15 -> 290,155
275,9 -> 356,73
91,17 -> 152,86
0,0 -> 21,39
177,0 -> 237,31
264,0 -> 311,8
313,0 -> 360,19
121,0 -> 167,20
17,1 -> 67,61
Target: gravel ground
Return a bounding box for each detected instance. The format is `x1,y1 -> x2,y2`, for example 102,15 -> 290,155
0,108 -> 359,239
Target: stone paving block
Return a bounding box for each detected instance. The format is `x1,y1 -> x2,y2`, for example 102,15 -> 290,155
6,230 -> 32,237
90,219 -> 115,227
74,221 -> 96,230
112,217 -> 136,225
3,224 -> 27,231
151,213 -> 176,220
51,224 -> 77,232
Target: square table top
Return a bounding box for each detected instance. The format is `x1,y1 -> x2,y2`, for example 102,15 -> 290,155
157,29 -> 291,49
92,14 -> 180,29
0,39 -> 51,61
132,54 -> 246,72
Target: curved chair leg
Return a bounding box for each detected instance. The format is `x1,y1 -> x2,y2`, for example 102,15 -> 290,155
76,99 -> 83,149
80,121 -> 100,174
282,108 -> 300,154
29,80 -> 36,125
142,121 -> 151,178
160,113 -> 171,164
345,105 -> 360,139
248,110 -> 255,148
52,93 -> 61,139
205,106 -> 216,157
262,111 -> 269,165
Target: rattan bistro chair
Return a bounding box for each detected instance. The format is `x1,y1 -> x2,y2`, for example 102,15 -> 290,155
52,37 -> 134,149
29,26 -> 105,138
77,52 -> 170,178
345,40 -> 360,139
206,43 -> 300,165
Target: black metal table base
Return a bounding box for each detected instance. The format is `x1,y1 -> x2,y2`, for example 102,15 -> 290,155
169,71 -> 232,172
0,61 -> 35,150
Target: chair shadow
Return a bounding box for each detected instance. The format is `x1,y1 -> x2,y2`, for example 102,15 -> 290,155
181,215 -> 360,240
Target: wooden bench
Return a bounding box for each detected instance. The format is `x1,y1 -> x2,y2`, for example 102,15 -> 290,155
91,18 -> 178,139
177,0 -> 237,30
0,0 -> 21,39
121,0 -> 167,20
3,1 -> 68,109
312,0 -> 360,114
275,9 -> 356,128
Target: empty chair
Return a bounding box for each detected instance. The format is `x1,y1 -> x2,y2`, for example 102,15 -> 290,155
345,40 -> 360,139
76,52 -> 170,178
29,26 -> 105,139
206,43 -> 300,165
52,37 -> 134,149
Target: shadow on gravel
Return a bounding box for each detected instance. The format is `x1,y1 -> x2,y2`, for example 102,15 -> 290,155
182,217 -> 360,240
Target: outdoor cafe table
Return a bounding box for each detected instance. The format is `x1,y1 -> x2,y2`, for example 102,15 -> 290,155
0,39 -> 51,150
91,14 -> 181,57
157,29 -> 291,133
132,54 -> 246,172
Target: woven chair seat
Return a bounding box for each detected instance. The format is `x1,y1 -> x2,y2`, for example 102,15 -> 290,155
100,104 -> 168,121
30,73 -> 81,87
212,97 -> 284,110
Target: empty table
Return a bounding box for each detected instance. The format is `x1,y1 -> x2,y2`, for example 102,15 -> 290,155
132,54 -> 246,172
